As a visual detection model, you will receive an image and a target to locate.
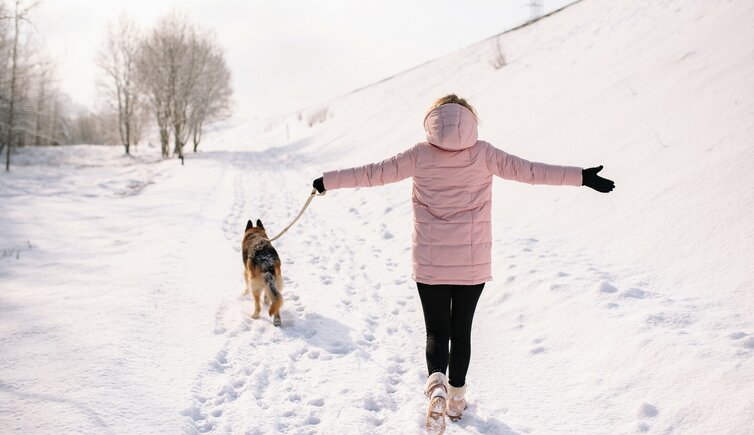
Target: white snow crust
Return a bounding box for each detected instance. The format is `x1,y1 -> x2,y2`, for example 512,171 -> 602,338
2,0 -> 753,433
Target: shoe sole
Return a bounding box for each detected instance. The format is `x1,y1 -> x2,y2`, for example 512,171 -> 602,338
447,403 -> 467,422
425,396 -> 446,434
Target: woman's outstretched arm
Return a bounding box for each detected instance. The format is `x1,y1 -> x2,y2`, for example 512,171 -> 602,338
484,142 -> 583,186
313,145 -> 418,192
483,142 -> 614,192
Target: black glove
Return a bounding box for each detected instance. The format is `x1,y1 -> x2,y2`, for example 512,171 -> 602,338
582,165 -> 615,193
312,177 -> 326,193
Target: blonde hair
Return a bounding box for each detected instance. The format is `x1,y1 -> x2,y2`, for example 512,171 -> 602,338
426,94 -> 477,117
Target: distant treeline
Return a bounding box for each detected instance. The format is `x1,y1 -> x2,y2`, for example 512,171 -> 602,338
1,1 -> 233,170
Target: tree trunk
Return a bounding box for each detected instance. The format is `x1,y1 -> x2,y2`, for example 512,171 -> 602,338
160,125 -> 170,158
6,2 -> 20,171
124,98 -> 131,155
155,103 -> 170,158
173,122 -> 184,159
35,73 -> 46,146
50,97 -> 59,145
116,87 -> 126,152
192,121 -> 202,152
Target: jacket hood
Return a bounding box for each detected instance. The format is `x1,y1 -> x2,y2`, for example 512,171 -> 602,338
423,103 -> 479,151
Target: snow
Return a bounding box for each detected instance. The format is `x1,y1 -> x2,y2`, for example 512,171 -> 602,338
2,0 -> 754,433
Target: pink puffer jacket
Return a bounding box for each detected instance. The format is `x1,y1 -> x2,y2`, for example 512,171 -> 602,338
323,103 -> 582,285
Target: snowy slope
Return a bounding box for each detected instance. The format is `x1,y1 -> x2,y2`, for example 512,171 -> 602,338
2,0 -> 754,434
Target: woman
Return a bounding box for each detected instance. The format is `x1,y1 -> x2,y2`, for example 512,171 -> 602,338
312,94 -> 614,433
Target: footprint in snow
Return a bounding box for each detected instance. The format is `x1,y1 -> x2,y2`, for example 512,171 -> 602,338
211,350 -> 229,373
363,396 -> 381,412
621,288 -> 647,299
308,398 -> 325,407
733,335 -> 754,349
729,331 -> 748,340
388,355 -> 405,363
637,402 -> 658,418
530,346 -> 546,355
303,415 -> 321,425
214,304 -> 229,335
645,312 -> 695,329
597,281 -> 619,294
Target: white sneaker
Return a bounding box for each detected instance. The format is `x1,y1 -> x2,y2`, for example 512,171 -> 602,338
446,383 -> 467,422
424,372 -> 448,434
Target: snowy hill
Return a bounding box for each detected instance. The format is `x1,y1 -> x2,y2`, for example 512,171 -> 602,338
2,0 -> 753,434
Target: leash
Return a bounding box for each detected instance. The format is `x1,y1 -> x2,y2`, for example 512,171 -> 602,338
269,189 -> 325,242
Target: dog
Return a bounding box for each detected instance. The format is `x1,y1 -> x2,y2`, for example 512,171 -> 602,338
242,219 -> 284,326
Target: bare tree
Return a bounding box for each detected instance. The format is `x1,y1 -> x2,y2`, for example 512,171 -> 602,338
97,15 -> 141,155
136,13 -> 185,158
0,2 -> 10,154
33,59 -> 53,145
2,1 -> 106,150
188,38 -> 232,152
2,0 -> 39,171
170,20 -> 201,160
136,13 -> 233,160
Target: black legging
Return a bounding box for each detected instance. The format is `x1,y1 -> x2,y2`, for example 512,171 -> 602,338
417,282 -> 484,388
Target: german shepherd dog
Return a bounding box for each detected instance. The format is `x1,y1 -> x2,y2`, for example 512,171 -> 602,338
242,219 -> 283,326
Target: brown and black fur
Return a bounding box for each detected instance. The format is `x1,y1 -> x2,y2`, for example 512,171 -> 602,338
242,219 -> 284,326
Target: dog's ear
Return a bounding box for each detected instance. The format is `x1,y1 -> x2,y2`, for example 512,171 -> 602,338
256,219 -> 265,230
245,220 -> 254,231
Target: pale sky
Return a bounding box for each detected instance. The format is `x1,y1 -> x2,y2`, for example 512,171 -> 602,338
34,0 -> 575,119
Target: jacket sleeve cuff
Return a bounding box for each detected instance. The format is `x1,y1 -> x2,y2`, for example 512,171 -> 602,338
565,166 -> 583,186
322,171 -> 339,191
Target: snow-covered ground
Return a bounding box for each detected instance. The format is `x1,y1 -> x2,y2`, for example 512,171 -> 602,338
2,0 -> 753,433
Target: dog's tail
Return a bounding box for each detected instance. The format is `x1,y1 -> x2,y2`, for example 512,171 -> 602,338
263,265 -> 283,317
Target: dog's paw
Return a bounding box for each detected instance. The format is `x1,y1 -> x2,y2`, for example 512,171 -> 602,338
252,312 -> 260,319
273,315 -> 281,327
